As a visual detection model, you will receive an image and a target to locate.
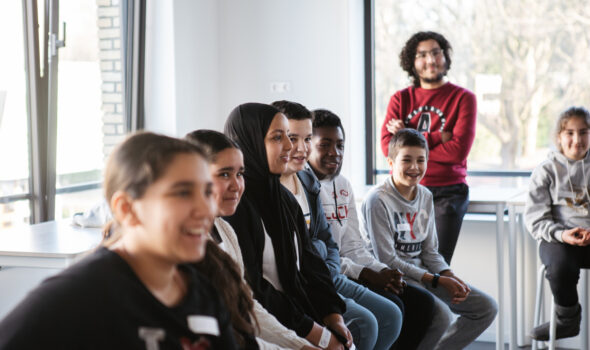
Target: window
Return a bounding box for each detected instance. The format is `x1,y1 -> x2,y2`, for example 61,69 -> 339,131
54,0 -> 121,219
0,1 -> 30,228
371,0 -> 590,185
0,0 -> 145,229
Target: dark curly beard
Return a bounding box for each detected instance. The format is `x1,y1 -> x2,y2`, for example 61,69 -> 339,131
421,72 -> 446,84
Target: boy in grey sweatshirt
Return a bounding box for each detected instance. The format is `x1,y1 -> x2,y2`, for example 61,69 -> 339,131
362,129 -> 497,350
525,106 -> 590,341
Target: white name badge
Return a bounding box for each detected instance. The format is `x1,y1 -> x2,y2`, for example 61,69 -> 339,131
187,315 -> 219,336
396,223 -> 410,231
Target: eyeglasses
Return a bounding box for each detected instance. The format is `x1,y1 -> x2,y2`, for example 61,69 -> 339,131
415,48 -> 443,60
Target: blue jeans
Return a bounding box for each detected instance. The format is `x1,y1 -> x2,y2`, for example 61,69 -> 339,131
334,274 -> 402,350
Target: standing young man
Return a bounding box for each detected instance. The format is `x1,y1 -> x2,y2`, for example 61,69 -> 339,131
380,31 -> 476,264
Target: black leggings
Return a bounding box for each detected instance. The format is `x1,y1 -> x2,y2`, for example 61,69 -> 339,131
366,283 -> 436,350
540,240 -> 590,306
427,183 -> 469,265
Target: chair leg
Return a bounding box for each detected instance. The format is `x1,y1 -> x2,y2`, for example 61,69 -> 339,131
533,265 -> 547,350
549,299 -> 556,350
581,270 -> 588,350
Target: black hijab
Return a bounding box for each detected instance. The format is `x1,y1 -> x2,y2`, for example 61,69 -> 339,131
224,103 -> 308,303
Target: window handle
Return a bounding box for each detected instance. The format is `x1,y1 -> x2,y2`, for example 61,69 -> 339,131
49,22 -> 66,57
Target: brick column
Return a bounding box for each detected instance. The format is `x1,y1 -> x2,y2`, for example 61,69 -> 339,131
96,0 -> 125,157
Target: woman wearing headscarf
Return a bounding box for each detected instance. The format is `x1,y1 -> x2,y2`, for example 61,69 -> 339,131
224,103 -> 352,350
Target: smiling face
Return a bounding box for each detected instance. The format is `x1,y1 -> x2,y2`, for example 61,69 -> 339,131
264,113 -> 293,174
209,148 -> 245,216
414,39 -> 446,88
308,126 -> 345,180
128,153 -> 216,264
558,117 -> 590,161
285,118 -> 313,175
388,146 -> 427,199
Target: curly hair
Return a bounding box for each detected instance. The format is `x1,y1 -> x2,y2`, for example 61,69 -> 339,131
399,31 -> 452,87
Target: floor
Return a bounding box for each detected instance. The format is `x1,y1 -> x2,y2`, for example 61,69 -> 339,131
465,342 -> 517,350
465,342 -> 566,350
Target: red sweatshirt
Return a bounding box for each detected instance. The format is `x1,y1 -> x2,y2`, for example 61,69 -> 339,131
380,82 -> 477,187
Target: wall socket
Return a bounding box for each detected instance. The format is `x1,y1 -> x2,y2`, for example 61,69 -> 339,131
270,81 -> 291,93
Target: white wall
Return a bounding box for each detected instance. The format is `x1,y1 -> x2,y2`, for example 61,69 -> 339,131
144,0 -> 367,187
174,0 -> 220,134
215,1 -> 350,117
144,0 -> 176,135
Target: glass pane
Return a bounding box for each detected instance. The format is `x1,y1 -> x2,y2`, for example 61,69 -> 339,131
55,0 -> 125,219
55,188 -> 102,220
0,1 -> 31,228
374,0 -> 590,172
0,200 -> 31,230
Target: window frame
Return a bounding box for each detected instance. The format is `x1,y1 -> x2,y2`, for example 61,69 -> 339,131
364,0 -> 376,185
0,0 -> 145,224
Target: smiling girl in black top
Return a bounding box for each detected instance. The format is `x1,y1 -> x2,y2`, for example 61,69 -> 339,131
0,132 -> 237,349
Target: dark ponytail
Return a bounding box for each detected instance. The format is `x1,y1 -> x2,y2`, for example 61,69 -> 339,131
193,240 -> 259,346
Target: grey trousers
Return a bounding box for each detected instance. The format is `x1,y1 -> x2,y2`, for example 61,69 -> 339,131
406,278 -> 498,350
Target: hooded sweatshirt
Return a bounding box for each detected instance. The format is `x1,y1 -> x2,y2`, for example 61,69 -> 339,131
525,149 -> 590,243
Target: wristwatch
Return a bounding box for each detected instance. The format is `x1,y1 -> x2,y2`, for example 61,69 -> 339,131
431,273 -> 440,288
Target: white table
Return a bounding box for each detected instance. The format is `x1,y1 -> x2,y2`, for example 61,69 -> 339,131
0,221 -> 102,269
468,187 -> 526,350
0,221 -> 102,319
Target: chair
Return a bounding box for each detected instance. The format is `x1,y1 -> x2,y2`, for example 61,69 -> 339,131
532,265 -> 589,350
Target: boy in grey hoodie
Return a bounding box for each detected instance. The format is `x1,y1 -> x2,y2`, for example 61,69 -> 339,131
525,106 -> 590,341
362,129 -> 497,350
